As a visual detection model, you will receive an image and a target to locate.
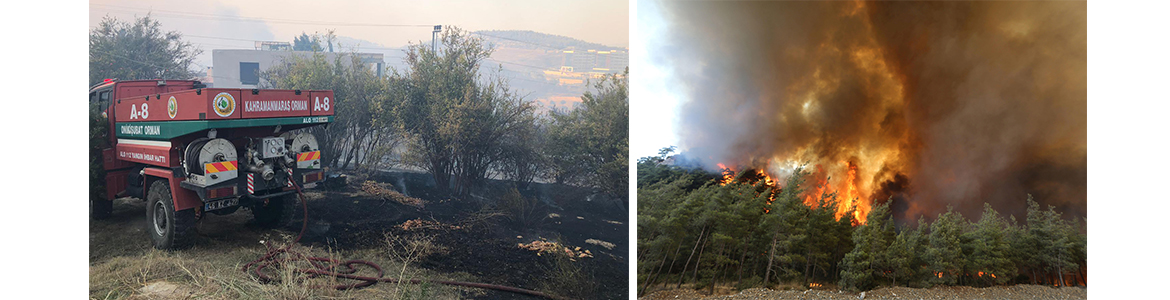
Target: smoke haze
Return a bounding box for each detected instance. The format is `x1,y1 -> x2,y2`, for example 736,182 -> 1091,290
655,0 -> 1086,222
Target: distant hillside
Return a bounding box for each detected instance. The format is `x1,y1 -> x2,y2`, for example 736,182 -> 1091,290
474,30 -> 620,51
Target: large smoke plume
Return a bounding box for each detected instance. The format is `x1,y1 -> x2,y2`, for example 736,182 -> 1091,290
655,1 -> 1085,222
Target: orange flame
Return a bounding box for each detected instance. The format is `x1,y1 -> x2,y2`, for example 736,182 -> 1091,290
716,160 -> 873,225
793,161 -> 871,225
716,163 -> 735,186
837,160 -> 870,224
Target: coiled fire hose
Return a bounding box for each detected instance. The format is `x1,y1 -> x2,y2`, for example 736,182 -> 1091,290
241,179 -> 571,300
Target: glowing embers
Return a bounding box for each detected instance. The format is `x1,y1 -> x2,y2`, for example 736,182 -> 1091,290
976,271 -> 997,279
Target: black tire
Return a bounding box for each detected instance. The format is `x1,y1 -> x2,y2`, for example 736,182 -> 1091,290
252,193 -> 298,228
90,196 -> 113,220
147,180 -> 197,249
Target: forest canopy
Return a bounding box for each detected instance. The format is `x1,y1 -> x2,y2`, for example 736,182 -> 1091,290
636,149 -> 1086,295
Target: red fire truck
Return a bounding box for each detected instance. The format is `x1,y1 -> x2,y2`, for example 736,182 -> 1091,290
89,79 -> 333,249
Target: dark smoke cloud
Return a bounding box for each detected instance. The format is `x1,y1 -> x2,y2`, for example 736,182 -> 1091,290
655,0 -> 1085,221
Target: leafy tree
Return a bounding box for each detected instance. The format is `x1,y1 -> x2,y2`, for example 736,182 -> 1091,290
89,102 -> 110,205
388,26 -> 536,195
496,118 -> 546,189
545,70 -> 629,201
544,113 -> 589,185
262,46 -> 392,170
293,32 -> 322,51
89,15 -> 201,85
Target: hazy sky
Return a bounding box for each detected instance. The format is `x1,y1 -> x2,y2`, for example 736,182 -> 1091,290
89,0 -> 629,68
630,0 -> 679,159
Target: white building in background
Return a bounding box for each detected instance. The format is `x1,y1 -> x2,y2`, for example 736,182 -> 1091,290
560,48 -> 629,74
209,43 -> 384,88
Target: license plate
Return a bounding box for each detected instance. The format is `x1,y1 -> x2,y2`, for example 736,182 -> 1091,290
205,197 -> 239,211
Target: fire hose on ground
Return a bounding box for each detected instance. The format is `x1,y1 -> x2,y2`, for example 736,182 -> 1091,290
241,180 -> 571,300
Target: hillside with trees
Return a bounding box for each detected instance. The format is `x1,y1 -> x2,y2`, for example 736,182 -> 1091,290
637,149 -> 1086,296
474,30 -> 619,50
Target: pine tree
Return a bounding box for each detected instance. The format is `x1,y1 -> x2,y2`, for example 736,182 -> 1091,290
963,203 -> 1015,286
925,207 -> 966,286
1023,194 -> 1053,284
1039,204 -> 1076,286
885,229 -> 915,286
839,202 -> 894,291
800,190 -> 842,285
909,217 -> 931,287
761,167 -> 810,286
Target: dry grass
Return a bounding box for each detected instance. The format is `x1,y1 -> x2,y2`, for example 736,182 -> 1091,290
90,196 -> 470,300
585,238 -> 616,250
361,181 -> 426,208
89,243 -> 473,300
541,253 -> 599,299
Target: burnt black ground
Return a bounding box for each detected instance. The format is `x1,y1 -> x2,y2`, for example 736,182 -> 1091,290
293,170 -> 629,299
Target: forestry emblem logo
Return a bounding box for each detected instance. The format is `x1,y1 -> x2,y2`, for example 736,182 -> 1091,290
167,96 -> 178,119
213,92 -> 236,117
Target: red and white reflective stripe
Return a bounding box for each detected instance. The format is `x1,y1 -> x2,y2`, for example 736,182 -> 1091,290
286,168 -> 295,187
246,173 -> 255,194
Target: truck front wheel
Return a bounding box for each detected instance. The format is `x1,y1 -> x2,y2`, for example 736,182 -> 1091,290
147,180 -> 196,249
252,193 -> 298,229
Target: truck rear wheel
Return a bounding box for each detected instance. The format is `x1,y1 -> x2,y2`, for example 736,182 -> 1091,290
147,180 -> 196,249
90,196 -> 112,220
252,193 -> 297,228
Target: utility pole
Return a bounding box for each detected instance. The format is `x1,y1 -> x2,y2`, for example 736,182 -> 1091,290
432,25 -> 442,53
